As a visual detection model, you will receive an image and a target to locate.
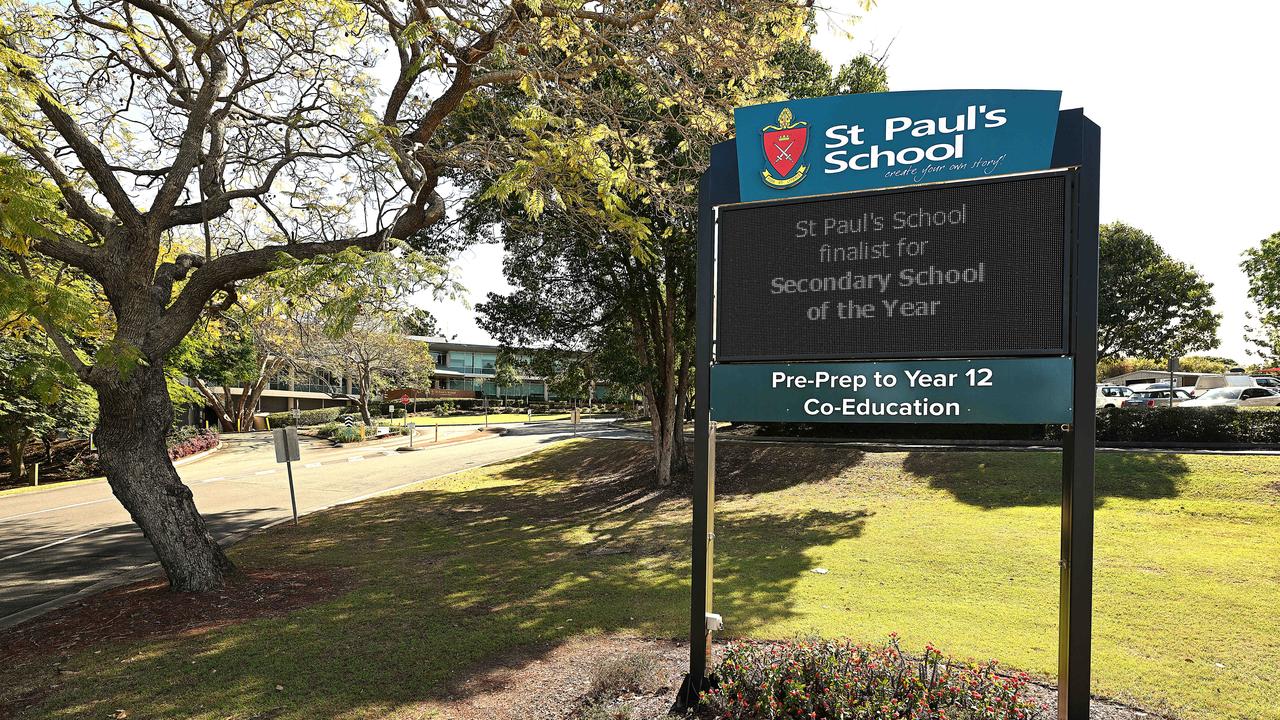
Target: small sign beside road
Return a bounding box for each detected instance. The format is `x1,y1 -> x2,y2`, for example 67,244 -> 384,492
271,426 -> 302,525
273,426 -> 301,463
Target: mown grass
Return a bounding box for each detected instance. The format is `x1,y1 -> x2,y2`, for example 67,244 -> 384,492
3,441 -> 1277,719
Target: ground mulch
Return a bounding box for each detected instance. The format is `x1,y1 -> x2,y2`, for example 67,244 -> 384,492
422,635 -> 1167,720
0,568 -> 348,667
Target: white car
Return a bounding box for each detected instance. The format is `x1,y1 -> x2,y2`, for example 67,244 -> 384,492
1095,384 -> 1133,409
1180,387 -> 1280,408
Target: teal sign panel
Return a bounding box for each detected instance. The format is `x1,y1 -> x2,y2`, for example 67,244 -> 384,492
733,89 -> 1061,203
710,357 -> 1073,424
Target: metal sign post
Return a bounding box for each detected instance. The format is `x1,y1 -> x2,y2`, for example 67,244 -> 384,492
272,426 -> 302,525
677,100 -> 1099,720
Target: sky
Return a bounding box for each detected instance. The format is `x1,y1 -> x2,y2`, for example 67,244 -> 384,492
426,1 -> 1278,361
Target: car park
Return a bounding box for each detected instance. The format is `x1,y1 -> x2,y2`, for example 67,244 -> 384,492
1095,384 -> 1133,409
1180,387 -> 1280,408
1126,389 -> 1192,407
1123,388 -> 1195,408
1252,375 -> 1280,389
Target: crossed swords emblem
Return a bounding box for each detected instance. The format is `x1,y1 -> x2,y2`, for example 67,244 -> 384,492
773,141 -> 795,163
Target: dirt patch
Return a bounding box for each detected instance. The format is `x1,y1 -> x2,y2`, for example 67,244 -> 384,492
0,567 -> 349,667
1265,480 -> 1280,495
420,636 -> 1165,720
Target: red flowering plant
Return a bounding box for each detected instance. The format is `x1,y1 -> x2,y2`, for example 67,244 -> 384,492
166,427 -> 220,461
701,635 -> 1044,720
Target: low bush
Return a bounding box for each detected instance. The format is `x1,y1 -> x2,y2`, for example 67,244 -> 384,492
263,406 -> 342,428
587,653 -> 659,699
313,421 -> 342,438
330,425 -> 366,444
1057,406 -> 1280,444
166,427 -> 219,460
703,636 -> 1043,720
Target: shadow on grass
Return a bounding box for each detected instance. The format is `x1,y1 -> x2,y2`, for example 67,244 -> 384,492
903,450 -> 1191,508
16,440 -> 869,719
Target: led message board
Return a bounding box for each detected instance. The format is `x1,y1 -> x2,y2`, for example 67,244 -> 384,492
715,173 -> 1069,362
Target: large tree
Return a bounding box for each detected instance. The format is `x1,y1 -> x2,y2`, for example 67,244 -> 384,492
477,38 -> 886,486
0,0 -> 808,590
1241,230 -> 1280,364
1097,221 -> 1220,361
316,314 -> 435,426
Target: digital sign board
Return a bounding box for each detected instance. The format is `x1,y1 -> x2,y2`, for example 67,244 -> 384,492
715,173 -> 1069,362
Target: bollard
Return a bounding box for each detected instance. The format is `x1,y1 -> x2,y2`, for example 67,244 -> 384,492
32,462 -> 39,487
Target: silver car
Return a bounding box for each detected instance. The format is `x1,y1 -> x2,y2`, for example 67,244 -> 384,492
1180,387 -> 1280,408
1122,388 -> 1194,408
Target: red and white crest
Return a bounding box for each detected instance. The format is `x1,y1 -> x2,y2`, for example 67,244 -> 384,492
760,107 -> 809,189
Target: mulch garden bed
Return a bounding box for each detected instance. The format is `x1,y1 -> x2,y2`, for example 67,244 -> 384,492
0,568 -> 349,667
427,635 -> 1168,720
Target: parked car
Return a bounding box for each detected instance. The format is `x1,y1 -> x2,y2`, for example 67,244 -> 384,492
1181,387 -> 1280,408
1123,388 -> 1194,408
1252,375 -> 1280,389
1095,384 -> 1133,408
1192,374 -> 1258,395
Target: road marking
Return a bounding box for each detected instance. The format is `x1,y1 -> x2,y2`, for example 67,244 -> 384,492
0,498 -> 112,523
202,476 -> 226,484
1,527 -> 108,563
304,462 -> 322,468
347,456 -> 365,462
254,469 -> 275,475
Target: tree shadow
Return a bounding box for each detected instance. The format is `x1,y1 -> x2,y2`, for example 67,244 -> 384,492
8,440 -> 870,719
713,443 -> 866,495
903,450 -> 1191,509
0,507 -> 279,621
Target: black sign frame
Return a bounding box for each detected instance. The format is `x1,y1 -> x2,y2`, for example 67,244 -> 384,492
714,171 -> 1077,362
676,109 -> 1100,720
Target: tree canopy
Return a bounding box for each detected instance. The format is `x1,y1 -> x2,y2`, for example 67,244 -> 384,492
1098,221 -> 1220,361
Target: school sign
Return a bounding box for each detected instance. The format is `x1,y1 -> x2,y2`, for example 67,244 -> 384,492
734,89 -> 1062,202
677,89 -> 1101,720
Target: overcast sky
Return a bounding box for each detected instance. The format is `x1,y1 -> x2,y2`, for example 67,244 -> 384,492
427,1 -> 1277,361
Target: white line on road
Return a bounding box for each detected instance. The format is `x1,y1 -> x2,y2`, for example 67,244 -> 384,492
304,462 -> 322,468
347,456 -> 365,462
1,527 -> 108,562
254,469 -> 275,475
0,498 -> 112,523
201,476 -> 226,484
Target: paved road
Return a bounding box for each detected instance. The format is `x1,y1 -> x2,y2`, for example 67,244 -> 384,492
0,419 -> 617,627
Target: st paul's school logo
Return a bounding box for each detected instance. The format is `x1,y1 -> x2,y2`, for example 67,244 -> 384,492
760,107 -> 809,189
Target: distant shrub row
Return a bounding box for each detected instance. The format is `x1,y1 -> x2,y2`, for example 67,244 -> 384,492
757,407 -> 1280,446
263,406 -> 343,428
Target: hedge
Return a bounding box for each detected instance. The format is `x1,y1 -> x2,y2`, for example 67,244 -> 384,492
755,407 -> 1280,446
263,406 -> 342,427
1088,406 -> 1280,444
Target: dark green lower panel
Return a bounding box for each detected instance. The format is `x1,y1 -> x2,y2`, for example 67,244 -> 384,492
710,357 -> 1073,424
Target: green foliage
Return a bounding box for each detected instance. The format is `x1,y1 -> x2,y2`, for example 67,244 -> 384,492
1086,407 -> 1280,445
1241,230 -> 1280,363
1098,222 -> 1220,360
330,425 -> 367,444
263,407 -> 343,428
0,333 -> 97,479
705,637 -> 1043,719
1097,354 -> 1239,382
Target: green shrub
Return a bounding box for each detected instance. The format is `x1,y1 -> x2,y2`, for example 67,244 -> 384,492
704,636 -> 1044,720
313,421 -> 341,438
264,406 -> 342,428
1085,406 -> 1280,444
330,425 -> 366,444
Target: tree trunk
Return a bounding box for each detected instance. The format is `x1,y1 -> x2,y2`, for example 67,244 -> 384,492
93,363 -> 236,591
671,348 -> 692,476
6,427 -> 30,483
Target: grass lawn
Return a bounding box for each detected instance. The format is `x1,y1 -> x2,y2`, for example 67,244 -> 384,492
3,441 -> 1277,719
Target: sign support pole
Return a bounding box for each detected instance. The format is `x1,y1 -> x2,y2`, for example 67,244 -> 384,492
677,141 -> 738,711
286,460 -> 298,526
1058,112 -> 1100,720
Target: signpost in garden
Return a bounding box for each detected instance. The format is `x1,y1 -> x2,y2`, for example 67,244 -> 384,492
677,90 -> 1100,720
